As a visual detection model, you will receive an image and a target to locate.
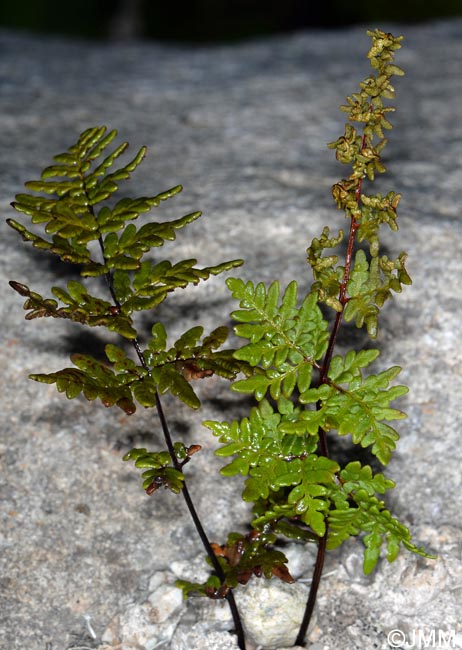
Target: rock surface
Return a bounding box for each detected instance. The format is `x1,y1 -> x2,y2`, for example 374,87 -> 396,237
0,19 -> 461,650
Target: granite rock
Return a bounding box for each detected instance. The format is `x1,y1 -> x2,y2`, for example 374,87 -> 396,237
0,19 -> 461,650
170,622 -> 239,650
237,580 -> 311,649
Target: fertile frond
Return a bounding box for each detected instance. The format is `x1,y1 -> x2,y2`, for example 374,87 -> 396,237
306,226 -> 344,312
320,30 -> 411,342
342,248 -> 411,338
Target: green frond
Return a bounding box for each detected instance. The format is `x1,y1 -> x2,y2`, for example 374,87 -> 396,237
206,398 -> 325,531
338,461 -> 395,496
227,277 -> 329,402
328,489 -> 433,574
123,447 -> 185,494
247,452 -> 339,538
8,279 -> 138,339
112,258 -> 243,314
8,126 -> 234,282
302,352 -> 408,465
30,353 -> 138,415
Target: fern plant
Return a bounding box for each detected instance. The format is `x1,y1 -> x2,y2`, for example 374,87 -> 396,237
175,28 -> 433,646
7,125 -> 250,648
8,29 -> 434,650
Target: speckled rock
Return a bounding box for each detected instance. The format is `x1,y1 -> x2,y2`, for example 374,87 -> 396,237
237,580 -> 311,649
101,571 -> 184,649
170,622 -> 239,650
1,18 -> 461,650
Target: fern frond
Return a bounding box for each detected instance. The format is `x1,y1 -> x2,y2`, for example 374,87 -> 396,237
122,446 -> 186,494
206,397 -> 338,540
297,350 -> 407,465
206,398 -> 317,476
10,127 -> 144,251
343,248 -> 412,338
9,280 -> 138,339
30,352 -> 138,414
113,257 -> 243,314
8,126 -> 240,281
306,226 -> 344,312
249,454 -> 340,537
328,491 -> 431,574
226,278 -> 329,401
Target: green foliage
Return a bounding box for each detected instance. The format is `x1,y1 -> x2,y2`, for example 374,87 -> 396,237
310,350 -> 408,465
227,278 -> 329,401
196,28 -> 433,604
122,445 -> 192,494
9,29 -> 435,650
7,124 -> 250,646
8,126 -> 245,412
328,475 -> 430,574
